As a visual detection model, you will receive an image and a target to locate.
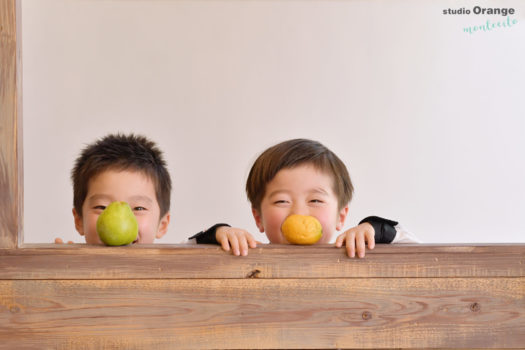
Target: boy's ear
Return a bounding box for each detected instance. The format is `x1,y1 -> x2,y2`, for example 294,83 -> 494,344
72,208 -> 85,236
155,213 -> 170,239
251,207 -> 265,233
335,204 -> 349,231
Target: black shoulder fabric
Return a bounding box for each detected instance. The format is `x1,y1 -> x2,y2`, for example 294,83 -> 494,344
188,223 -> 231,244
359,216 -> 398,243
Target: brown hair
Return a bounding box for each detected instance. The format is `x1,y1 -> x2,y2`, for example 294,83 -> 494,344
246,139 -> 353,211
72,133 -> 171,218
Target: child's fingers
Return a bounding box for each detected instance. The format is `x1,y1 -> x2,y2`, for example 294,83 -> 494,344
233,230 -> 257,255
355,232 -> 366,258
334,233 -> 346,248
220,236 -> 231,252
218,228 -> 257,256
237,234 -> 249,256
235,230 -> 257,255
54,238 -> 74,244
345,232 -> 356,258
366,231 -> 375,250
246,233 -> 258,249
216,230 -> 231,251
228,234 -> 241,256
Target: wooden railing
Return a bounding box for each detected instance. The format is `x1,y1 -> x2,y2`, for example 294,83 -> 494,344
0,244 -> 524,349
1,1 -> 524,348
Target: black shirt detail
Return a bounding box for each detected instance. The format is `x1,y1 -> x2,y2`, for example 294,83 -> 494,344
189,223 -> 231,244
359,216 -> 398,243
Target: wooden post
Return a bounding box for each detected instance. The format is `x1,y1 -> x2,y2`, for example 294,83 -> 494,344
0,0 -> 21,249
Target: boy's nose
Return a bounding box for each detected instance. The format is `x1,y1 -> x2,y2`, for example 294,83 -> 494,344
291,204 -> 309,216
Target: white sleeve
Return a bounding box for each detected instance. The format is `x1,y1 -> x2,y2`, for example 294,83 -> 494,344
392,224 -> 422,243
178,238 -> 198,244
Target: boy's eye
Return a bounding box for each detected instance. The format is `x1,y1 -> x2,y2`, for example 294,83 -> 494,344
274,200 -> 288,204
310,199 -> 324,204
94,205 -> 106,210
133,207 -> 147,211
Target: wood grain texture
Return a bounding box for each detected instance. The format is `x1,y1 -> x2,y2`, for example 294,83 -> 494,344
0,0 -> 20,249
1,244 -> 524,279
2,2 -> 524,348
0,278 -> 523,349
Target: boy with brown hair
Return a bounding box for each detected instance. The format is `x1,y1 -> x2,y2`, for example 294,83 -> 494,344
192,138 -> 417,257
58,133 -> 245,245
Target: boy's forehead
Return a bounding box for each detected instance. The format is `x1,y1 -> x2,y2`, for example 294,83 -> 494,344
268,165 -> 336,189
89,168 -> 151,183
274,164 -> 335,180
86,169 -> 156,194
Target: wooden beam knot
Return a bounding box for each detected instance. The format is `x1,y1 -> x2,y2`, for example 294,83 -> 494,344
246,269 -> 261,278
362,311 -> 372,320
470,302 -> 481,312
9,305 -> 20,314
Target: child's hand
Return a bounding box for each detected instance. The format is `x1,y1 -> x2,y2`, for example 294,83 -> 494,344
54,238 -> 74,244
334,222 -> 375,258
216,226 -> 257,256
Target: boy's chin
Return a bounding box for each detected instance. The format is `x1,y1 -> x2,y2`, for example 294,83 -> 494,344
266,234 -> 289,244
318,235 -> 333,244
86,237 -> 141,245
86,240 -> 105,245
276,234 -> 333,245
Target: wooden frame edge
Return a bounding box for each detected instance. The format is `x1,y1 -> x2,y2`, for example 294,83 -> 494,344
0,0 -> 21,249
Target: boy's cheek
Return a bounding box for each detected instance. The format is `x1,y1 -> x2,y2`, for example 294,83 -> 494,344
317,218 -> 338,243
136,223 -> 152,243
84,229 -> 103,244
266,229 -> 287,244
318,233 -> 333,244
258,213 -> 283,242
83,215 -> 103,244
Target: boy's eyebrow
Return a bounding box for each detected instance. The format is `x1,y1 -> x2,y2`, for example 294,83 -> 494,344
266,189 -> 291,198
267,188 -> 331,197
127,195 -> 154,204
85,194 -> 113,202
310,188 -> 330,196
86,194 -> 154,204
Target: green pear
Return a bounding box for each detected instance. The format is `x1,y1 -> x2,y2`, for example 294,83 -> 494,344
96,201 -> 138,246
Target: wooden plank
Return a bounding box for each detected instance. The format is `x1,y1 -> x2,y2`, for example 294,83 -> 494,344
2,1 -> 523,347
0,278 -> 523,349
1,244 -> 524,279
0,0 -> 20,249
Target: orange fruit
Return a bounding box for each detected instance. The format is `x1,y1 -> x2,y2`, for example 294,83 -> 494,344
281,214 -> 323,245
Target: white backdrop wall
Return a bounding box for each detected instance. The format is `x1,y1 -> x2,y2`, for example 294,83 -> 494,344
22,0 -> 525,243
